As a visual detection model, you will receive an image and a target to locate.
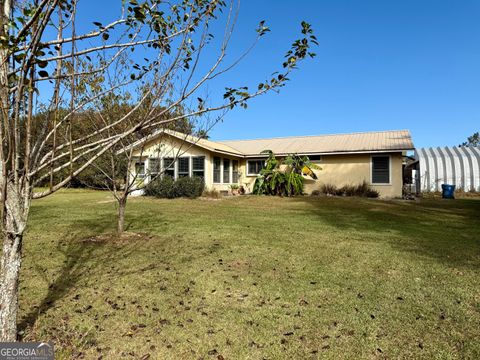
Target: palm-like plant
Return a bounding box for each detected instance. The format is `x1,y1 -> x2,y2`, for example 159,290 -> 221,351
284,154 -> 320,178
253,151 -> 321,196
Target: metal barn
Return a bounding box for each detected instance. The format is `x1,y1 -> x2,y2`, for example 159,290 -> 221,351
414,146 -> 480,192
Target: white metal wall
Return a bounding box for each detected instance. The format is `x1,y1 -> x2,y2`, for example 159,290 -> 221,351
415,146 -> 480,192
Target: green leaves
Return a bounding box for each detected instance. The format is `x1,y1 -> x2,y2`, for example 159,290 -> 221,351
282,21 -> 318,69
253,151 -> 320,196
256,20 -> 270,37
223,87 -> 251,109
37,60 -> 48,68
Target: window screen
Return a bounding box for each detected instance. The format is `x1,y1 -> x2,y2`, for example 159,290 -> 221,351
372,156 -> 390,184
232,160 -> 239,183
149,158 -> 161,179
309,155 -> 321,161
247,160 -> 265,175
223,159 -> 230,183
213,157 -> 221,183
163,157 -> 175,178
192,156 -> 205,178
135,162 -> 145,177
178,157 -> 190,177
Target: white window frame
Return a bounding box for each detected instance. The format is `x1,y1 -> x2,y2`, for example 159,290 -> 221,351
370,154 -> 391,185
163,157 -> 176,179
223,158 -> 231,183
177,157 -> 190,178
192,156 -> 205,178
213,156 -> 222,183
232,159 -> 239,183
246,159 -> 266,176
135,161 -> 146,179
148,157 -> 161,181
308,154 -> 322,162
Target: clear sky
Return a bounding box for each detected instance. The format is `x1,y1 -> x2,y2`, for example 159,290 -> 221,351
78,1 -> 480,147
200,0 -> 480,148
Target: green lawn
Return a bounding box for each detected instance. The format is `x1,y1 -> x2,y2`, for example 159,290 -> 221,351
20,190 -> 480,359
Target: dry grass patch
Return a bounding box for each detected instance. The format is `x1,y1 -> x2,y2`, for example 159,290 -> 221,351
18,189 -> 480,359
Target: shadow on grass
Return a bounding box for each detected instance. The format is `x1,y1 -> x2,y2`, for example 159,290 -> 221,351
295,197 -> 480,269
18,212 -> 146,337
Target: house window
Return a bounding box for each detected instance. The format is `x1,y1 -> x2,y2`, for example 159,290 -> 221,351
223,159 -> 230,183
135,162 -> 145,178
372,156 -> 390,184
178,157 -> 190,177
149,158 -> 161,180
192,156 -> 205,178
308,155 -> 322,161
232,160 -> 239,183
247,160 -> 265,176
163,157 -> 175,178
213,157 -> 221,183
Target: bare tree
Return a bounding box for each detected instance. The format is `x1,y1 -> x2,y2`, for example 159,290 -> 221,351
89,89 -> 213,234
0,0 -> 317,340
108,128 -> 209,234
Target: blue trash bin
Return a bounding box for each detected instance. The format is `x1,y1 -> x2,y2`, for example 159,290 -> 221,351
441,184 -> 455,199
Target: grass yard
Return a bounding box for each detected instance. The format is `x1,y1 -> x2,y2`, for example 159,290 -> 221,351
20,190 -> 480,359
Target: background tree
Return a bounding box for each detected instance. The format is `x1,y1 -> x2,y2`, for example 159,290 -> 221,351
460,132 -> 479,147
0,0 -> 317,340
88,91 -> 214,234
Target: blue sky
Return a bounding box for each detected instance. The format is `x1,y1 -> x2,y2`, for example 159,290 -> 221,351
200,0 -> 480,147
79,1 -> 480,147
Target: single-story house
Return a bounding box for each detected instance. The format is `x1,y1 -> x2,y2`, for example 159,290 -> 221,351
128,129 -> 414,198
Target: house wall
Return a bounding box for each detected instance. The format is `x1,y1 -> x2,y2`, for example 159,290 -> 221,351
130,134 -> 243,193
132,136 -> 404,198
305,153 -> 403,198
241,153 -> 404,198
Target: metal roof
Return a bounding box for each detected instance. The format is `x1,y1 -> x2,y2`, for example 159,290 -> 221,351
126,129 -> 244,156
217,130 -> 414,156
129,129 -> 414,157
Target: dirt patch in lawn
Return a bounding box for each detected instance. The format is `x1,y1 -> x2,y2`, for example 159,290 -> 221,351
81,231 -> 155,244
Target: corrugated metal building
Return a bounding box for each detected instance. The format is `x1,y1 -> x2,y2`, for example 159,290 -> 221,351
414,146 -> 480,192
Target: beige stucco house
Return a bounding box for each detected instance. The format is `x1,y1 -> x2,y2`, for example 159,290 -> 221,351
129,129 -> 414,198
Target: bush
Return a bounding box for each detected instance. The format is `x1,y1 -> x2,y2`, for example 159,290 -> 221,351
145,176 -> 175,198
202,188 -> 221,198
145,176 -> 205,199
174,176 -> 205,198
364,188 -> 380,198
320,183 -> 339,196
317,181 -> 379,198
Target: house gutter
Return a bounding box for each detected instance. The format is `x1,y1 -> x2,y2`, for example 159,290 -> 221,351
241,148 -> 415,158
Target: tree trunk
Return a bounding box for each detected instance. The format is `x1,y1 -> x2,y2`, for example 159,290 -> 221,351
117,196 -> 127,234
0,183 -> 29,341
0,232 -> 22,341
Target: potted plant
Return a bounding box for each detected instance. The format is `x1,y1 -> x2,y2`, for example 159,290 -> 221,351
230,184 -> 240,195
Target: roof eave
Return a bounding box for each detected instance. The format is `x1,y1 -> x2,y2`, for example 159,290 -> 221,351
242,148 -> 414,158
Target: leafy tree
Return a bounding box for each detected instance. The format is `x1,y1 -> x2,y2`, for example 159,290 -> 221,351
253,150 -> 320,196
460,132 -> 479,147
0,0 -> 317,340
196,129 -> 210,139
